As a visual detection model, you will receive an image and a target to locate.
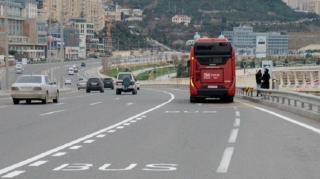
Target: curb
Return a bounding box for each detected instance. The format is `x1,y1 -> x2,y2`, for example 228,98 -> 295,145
236,95 -> 320,121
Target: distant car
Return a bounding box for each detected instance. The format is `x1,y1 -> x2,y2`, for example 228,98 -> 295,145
115,72 -> 137,95
76,78 -> 84,86
103,78 -> 114,89
74,67 -> 79,73
81,62 -> 86,67
77,80 -> 87,90
135,78 -> 140,90
86,78 -> 104,93
68,68 -> 74,75
11,75 -> 59,104
65,78 -> 71,85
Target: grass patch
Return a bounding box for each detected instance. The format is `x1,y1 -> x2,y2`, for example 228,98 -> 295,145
136,66 -> 177,80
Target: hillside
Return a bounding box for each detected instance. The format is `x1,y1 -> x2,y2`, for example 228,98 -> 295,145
105,0 -> 320,52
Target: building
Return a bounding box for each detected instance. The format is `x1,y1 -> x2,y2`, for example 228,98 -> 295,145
284,0 -> 320,15
283,0 -> 301,9
118,8 -> 143,21
15,0 -> 38,18
0,1 -> 46,58
47,25 -> 80,59
223,25 -> 288,55
69,18 -> 95,58
105,11 -> 122,22
42,0 -> 104,31
172,15 -> 191,26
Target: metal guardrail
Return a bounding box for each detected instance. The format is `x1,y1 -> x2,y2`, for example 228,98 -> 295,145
236,87 -> 320,113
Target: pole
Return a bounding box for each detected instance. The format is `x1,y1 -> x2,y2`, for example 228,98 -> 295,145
5,0 -> 9,90
59,6 -> 64,88
118,39 -> 119,51
48,0 -> 52,80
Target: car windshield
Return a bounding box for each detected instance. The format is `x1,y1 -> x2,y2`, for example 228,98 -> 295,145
16,76 -> 42,83
88,78 -> 100,82
118,74 -> 132,80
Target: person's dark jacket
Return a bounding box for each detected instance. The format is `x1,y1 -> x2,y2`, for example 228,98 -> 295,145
255,73 -> 262,84
261,72 -> 270,89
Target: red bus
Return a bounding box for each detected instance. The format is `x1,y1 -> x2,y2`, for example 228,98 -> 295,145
187,37 -> 236,103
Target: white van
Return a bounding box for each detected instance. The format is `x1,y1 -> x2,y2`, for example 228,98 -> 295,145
68,68 -> 74,75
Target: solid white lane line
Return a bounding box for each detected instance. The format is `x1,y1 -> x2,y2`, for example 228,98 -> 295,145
90,102 -> 102,106
96,134 -> 106,138
0,90 -> 174,176
55,103 -> 65,106
234,118 -> 240,127
1,171 -> 25,178
216,147 -> 234,173
83,140 -> 95,144
116,126 -> 124,129
107,130 -> 116,133
52,152 -> 66,157
69,146 -> 82,150
130,120 -> 137,123
136,118 -> 142,120
40,110 -> 65,116
123,123 -> 131,126
255,107 -> 320,134
203,111 -> 217,113
228,129 -> 239,143
29,161 -> 47,167
235,111 -> 240,117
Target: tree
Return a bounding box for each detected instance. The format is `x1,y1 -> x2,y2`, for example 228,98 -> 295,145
9,50 -> 17,55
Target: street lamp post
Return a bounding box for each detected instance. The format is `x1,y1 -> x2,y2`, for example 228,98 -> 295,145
5,0 -> 9,90
59,6 -> 64,88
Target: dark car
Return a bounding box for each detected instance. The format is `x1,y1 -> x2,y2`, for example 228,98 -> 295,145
86,78 -> 104,93
103,78 -> 114,89
81,62 -> 86,67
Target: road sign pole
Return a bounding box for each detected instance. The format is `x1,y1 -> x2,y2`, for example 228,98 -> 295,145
5,0 -> 9,90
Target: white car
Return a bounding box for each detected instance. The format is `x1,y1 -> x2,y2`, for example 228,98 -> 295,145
65,78 -> 72,85
68,68 -> 74,75
11,75 -> 59,104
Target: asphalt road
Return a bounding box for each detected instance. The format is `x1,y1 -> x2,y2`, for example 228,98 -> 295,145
0,87 -> 320,178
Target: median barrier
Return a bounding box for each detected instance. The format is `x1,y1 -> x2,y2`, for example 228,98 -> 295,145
236,87 -> 320,121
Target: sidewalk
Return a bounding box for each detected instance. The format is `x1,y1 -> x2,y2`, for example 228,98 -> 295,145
156,73 -> 177,80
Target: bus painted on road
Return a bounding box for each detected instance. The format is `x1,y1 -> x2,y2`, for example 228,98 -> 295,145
188,37 -> 236,103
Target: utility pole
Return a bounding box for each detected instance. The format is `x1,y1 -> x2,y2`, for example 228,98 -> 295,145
59,6 -> 64,88
5,0 -> 9,90
48,0 -> 52,80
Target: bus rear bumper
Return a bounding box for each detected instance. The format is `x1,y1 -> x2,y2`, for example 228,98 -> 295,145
197,89 -> 229,98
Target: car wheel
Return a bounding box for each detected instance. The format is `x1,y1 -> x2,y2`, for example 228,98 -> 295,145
116,89 -> 121,95
26,100 -> 31,104
13,99 -> 20,105
137,87 -> 140,90
190,96 -> 196,103
42,92 -> 48,104
111,87 -> 114,90
78,88 -> 80,90
132,90 -> 137,95
53,91 -> 59,103
100,89 -> 104,93
86,89 -> 90,93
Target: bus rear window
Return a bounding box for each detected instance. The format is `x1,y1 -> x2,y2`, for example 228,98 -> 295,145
195,57 -> 229,65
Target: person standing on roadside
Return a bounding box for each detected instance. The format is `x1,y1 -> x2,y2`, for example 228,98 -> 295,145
255,69 -> 262,96
261,68 -> 270,89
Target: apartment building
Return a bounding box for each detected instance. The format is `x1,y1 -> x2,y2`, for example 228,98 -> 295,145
172,15 -> 191,26
223,25 -> 288,55
284,0 -> 320,14
0,1 -> 46,58
283,0 -> 301,9
42,0 -> 104,31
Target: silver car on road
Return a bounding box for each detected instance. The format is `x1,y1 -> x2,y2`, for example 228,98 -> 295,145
11,75 -> 59,104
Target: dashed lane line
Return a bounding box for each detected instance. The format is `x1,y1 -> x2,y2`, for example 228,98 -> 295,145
107,130 -> 116,133
0,90 -> 174,176
96,134 -> 106,138
228,129 -> 239,143
1,171 -> 25,178
216,147 -> 234,173
52,152 -> 66,157
83,140 -> 95,144
69,146 -> 82,150
234,118 -> 240,127
40,110 -> 65,116
29,161 -> 47,167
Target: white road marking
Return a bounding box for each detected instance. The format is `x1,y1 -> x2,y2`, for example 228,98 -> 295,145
123,123 -> 131,126
216,147 -> 234,173
107,130 -> 116,133
40,110 -> 65,116
96,134 -> 106,138
196,103 -> 202,106
52,152 -> 66,157
130,120 -> 137,123
136,118 -> 142,120
255,107 -> 320,134
234,118 -> 240,126
29,161 -> 47,167
90,102 -> 102,106
165,111 -> 180,113
184,111 -> 199,113
126,103 -> 134,106
114,98 -> 119,100
69,146 -> 82,150
116,126 -> 124,129
0,90 -> 175,176
203,111 -> 217,113
1,171 -> 25,178
235,111 -> 240,117
228,129 -> 239,143
55,103 -> 65,106
83,140 -> 95,144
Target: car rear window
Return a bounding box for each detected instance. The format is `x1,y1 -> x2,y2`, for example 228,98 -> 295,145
88,78 -> 100,82
104,78 -> 113,81
16,76 -> 42,83
118,74 -> 132,80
